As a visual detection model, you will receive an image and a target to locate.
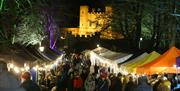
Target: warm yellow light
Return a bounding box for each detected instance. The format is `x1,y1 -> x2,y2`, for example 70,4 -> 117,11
20,68 -> 25,72
9,63 -> 14,68
25,66 -> 30,71
60,36 -> 65,39
45,65 -> 49,69
39,67 -> 44,71
36,65 -> 39,68
97,44 -> 100,48
24,63 -> 27,67
50,65 -> 54,69
54,61 -> 59,66
14,67 -> 20,73
33,65 -> 39,71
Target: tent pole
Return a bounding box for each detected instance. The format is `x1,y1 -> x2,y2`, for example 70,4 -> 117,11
176,67 -> 178,85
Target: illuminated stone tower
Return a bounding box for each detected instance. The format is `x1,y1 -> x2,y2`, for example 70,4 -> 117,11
79,6 -> 89,37
64,5 -> 123,39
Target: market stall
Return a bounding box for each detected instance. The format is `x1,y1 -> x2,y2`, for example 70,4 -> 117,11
137,47 -> 180,74
89,47 -> 133,73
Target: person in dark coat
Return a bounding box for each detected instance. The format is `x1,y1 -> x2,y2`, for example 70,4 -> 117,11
124,76 -> 136,91
153,79 -> 161,91
96,77 -> 109,91
94,63 -> 99,74
95,68 -> 110,91
21,71 -> 41,91
134,76 -> 153,91
110,75 -> 122,91
56,65 -> 69,91
0,61 -> 25,91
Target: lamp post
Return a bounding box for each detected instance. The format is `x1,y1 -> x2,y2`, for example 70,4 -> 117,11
97,44 -> 101,55
139,37 -> 143,50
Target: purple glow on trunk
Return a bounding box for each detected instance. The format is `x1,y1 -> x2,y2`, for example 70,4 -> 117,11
47,15 -> 54,49
49,28 -> 53,48
52,38 -> 57,49
45,13 -> 62,55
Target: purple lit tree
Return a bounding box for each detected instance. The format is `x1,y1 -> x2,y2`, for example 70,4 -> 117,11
45,12 -> 62,54
46,15 -> 57,49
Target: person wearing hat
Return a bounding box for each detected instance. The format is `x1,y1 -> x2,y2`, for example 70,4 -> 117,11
0,61 -> 25,91
95,67 -> 110,91
21,71 -> 41,91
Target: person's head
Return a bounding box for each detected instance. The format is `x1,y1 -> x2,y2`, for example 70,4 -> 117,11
21,72 -> 31,81
117,72 -> 122,77
138,76 -> 148,84
0,61 -> 8,72
100,67 -> 108,79
160,76 -> 168,82
129,76 -> 134,82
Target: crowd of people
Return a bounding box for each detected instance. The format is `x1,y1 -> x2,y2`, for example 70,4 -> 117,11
0,52 -> 180,91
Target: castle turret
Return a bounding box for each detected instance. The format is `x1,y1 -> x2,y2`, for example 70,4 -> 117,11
79,6 -> 89,37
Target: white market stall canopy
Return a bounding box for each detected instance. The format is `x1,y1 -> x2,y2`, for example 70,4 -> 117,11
91,47 -> 133,63
89,47 -> 133,73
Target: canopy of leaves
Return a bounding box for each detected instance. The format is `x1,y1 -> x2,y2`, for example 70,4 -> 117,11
13,13 -> 45,46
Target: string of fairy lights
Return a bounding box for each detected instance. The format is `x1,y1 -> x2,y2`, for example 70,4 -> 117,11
7,54 -> 64,74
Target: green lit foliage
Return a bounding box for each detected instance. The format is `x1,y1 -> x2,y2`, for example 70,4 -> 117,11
0,0 -> 33,45
0,0 -> 4,11
0,0 -> 49,45
112,1 -> 136,39
141,1 -> 154,39
13,13 -> 45,46
0,0 -> 32,12
110,0 -> 179,48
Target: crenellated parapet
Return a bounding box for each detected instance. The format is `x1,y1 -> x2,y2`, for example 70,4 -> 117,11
64,5 -> 123,39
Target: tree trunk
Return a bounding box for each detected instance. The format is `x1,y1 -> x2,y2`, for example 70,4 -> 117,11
134,2 -> 143,49
151,11 -> 157,49
169,0 -> 176,48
